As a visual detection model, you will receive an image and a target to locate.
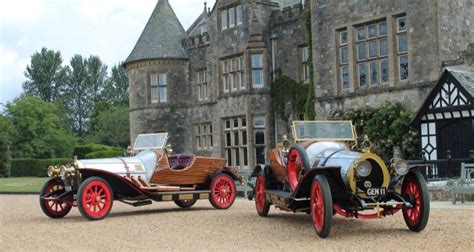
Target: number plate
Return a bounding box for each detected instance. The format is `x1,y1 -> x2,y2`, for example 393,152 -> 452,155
366,187 -> 386,197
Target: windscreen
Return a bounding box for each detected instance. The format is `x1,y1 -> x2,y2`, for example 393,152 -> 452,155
293,121 -> 355,141
133,133 -> 168,150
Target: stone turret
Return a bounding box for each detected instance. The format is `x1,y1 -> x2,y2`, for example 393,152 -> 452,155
124,0 -> 190,152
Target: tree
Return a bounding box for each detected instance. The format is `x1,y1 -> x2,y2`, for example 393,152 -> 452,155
0,115 -> 13,177
102,64 -> 129,105
4,95 -> 76,159
89,106 -> 130,148
23,47 -> 68,103
65,55 -> 108,140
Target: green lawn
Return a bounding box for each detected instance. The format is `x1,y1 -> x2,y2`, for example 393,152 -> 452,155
0,177 -> 49,193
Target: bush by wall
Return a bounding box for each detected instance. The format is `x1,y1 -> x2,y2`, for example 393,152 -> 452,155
85,149 -> 124,159
328,102 -> 419,162
73,144 -> 120,159
11,158 -> 72,177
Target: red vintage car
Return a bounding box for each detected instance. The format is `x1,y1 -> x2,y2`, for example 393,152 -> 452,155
249,121 -> 430,238
40,133 -> 240,220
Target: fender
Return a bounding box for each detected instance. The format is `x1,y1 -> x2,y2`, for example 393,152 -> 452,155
79,168 -> 150,199
292,166 -> 345,199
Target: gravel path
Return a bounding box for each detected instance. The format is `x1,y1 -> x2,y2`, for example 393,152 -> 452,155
1,195 -> 473,251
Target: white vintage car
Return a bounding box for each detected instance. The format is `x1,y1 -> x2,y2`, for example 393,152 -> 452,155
40,133 -> 240,221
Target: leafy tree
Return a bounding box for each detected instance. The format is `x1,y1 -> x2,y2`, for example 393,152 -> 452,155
0,115 -> 13,177
303,8 -> 316,120
270,72 -> 308,121
88,106 -> 130,148
23,47 -> 68,103
328,102 -> 419,161
4,95 -> 76,158
102,64 -> 129,106
65,55 -> 108,140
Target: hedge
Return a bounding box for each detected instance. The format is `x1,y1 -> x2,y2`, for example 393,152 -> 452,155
11,158 -> 73,177
73,144 -> 121,159
85,149 -> 124,159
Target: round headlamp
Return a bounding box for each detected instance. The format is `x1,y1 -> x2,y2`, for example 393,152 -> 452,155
393,159 -> 409,176
47,166 -> 55,177
355,160 -> 372,177
59,165 -> 67,179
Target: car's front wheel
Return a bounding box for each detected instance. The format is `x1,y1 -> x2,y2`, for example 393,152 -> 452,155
402,170 -> 430,232
77,177 -> 114,221
209,173 -> 236,209
310,174 -> 333,238
39,179 -> 72,218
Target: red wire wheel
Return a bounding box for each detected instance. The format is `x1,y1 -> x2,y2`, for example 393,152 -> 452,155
209,173 -> 236,209
310,174 -> 333,238
39,179 -> 72,218
174,199 -> 198,208
255,175 -> 270,217
287,145 -> 310,191
77,177 -> 114,221
402,170 -> 430,232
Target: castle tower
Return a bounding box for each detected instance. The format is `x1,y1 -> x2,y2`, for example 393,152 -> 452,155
124,0 -> 190,151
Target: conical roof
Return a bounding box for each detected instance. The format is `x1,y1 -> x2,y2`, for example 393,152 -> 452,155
125,0 -> 187,65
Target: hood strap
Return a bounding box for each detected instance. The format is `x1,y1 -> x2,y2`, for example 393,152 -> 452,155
116,156 -> 131,178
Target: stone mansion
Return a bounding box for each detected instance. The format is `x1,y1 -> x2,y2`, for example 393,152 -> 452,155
124,0 -> 473,170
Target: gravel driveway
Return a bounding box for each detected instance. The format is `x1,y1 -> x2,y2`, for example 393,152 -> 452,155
1,195 -> 473,251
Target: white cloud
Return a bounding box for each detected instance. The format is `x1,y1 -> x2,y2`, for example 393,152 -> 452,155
0,0 -> 216,106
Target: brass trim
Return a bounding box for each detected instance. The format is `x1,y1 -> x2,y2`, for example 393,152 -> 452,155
162,195 -> 173,201
179,194 -> 194,200
199,193 -> 209,199
347,152 -> 390,198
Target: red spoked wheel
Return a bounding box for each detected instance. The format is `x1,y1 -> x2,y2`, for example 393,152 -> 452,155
402,170 -> 430,232
209,173 -> 236,209
77,177 -> 114,221
310,174 -> 333,238
174,199 -> 198,208
39,179 -> 72,218
255,175 -> 270,217
287,145 -> 310,191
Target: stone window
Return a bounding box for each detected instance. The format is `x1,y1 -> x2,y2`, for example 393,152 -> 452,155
302,46 -> 310,81
338,30 -> 350,90
253,116 -> 266,165
222,55 -> 245,93
223,117 -> 249,168
397,16 -> 409,81
197,69 -> 208,101
150,73 -> 167,103
221,5 -> 242,30
251,54 -> 264,88
195,123 -> 213,150
355,20 -> 389,87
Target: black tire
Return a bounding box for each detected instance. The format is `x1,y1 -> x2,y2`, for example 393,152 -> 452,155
402,170 -> 430,232
209,173 -> 237,210
255,175 -> 270,217
174,199 -> 198,208
77,177 -> 114,221
287,144 -> 310,191
39,179 -> 72,219
310,174 -> 333,238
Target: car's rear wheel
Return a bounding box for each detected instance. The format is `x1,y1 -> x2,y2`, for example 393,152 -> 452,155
287,144 -> 310,191
209,173 -> 236,209
255,175 -> 270,217
77,177 -> 114,221
174,199 -> 198,208
39,179 -> 72,218
310,174 -> 333,238
402,170 -> 429,232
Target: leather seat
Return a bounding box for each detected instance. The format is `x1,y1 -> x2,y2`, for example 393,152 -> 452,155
168,154 -> 195,170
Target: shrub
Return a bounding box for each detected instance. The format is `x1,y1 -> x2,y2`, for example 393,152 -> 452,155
73,144 -> 117,159
0,116 -> 13,177
85,149 -> 124,159
11,158 -> 73,177
328,102 -> 419,162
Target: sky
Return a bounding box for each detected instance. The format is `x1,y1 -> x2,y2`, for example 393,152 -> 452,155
0,0 -> 216,109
